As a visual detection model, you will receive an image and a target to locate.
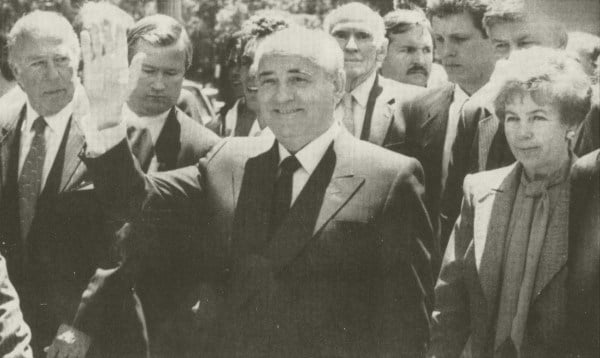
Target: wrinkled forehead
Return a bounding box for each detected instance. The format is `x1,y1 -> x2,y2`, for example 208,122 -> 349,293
330,20 -> 377,37
257,52 -> 324,74
14,33 -> 76,59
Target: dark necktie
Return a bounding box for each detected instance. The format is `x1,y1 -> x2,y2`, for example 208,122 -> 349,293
269,155 -> 301,236
18,116 -> 47,240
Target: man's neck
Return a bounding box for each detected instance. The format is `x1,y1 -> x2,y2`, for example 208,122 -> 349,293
346,68 -> 376,92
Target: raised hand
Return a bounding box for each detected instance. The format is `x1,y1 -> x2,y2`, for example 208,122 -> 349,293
80,20 -> 144,130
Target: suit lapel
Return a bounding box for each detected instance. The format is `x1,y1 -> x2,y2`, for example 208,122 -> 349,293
127,125 -> 155,173
360,75 -> 383,142
477,111 -> 498,171
475,164 -> 520,307
58,116 -> 86,192
419,84 -> 453,150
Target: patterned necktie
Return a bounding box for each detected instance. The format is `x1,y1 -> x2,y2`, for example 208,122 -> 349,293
18,116 -> 47,241
269,155 -> 301,237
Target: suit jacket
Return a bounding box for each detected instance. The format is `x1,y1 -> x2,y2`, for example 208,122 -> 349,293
0,254 -> 32,358
399,82 -> 455,266
0,103 -> 147,358
80,128 -> 434,358
361,75 -> 425,152
126,106 -> 220,357
566,149 -> 600,358
430,163 -> 572,358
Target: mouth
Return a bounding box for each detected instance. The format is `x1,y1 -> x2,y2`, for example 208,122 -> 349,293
274,108 -> 302,115
407,69 -> 428,76
246,86 -> 258,93
44,89 -> 66,96
517,146 -> 540,154
344,58 -> 362,63
444,64 -> 461,70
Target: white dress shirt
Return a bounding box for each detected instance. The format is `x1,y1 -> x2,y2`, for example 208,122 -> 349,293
334,71 -> 377,137
19,100 -> 73,189
122,104 -> 170,146
277,122 -> 340,206
441,85 -> 469,192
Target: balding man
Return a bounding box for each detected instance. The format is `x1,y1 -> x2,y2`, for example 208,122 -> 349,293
0,10 -> 146,357
74,25 -> 434,358
324,2 -> 425,152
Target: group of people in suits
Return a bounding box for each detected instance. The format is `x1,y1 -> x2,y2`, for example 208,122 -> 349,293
0,0 -> 598,358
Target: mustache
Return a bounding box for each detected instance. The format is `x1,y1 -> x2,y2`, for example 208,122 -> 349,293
406,64 -> 429,75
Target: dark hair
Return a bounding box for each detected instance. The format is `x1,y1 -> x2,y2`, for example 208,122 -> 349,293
493,47 -> 592,128
0,33 -> 14,81
426,0 -> 490,38
127,14 -> 193,70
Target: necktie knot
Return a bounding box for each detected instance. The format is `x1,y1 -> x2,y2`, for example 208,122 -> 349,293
32,116 -> 46,134
524,181 -> 547,198
280,155 -> 301,175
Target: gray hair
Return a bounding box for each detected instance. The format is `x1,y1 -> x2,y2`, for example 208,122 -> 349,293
323,2 -> 386,47
253,27 -> 345,80
7,10 -> 80,66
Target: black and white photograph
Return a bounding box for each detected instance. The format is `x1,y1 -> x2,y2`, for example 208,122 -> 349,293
0,0 -> 598,357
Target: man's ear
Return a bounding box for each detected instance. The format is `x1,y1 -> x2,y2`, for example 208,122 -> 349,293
9,61 -> 22,85
376,37 -> 388,64
332,69 -> 346,103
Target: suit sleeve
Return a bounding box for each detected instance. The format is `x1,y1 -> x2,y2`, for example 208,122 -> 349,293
0,255 -> 33,358
73,139 -> 206,337
428,175 -> 475,358
375,158 -> 434,358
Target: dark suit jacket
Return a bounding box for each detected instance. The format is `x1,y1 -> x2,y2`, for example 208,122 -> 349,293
79,128 -> 434,358
398,83 -> 455,266
0,254 -> 32,358
566,149 -> 600,358
430,163 -> 572,358
0,103 -> 146,357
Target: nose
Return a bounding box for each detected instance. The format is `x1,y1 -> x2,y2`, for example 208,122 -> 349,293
44,61 -> 61,80
275,82 -> 294,103
440,41 -> 457,59
413,49 -> 427,65
516,121 -> 534,139
345,35 -> 359,51
150,73 -> 166,91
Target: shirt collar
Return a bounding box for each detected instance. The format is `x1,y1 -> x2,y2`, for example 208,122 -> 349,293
277,122 -> 340,176
122,103 -> 171,145
350,70 -> 378,108
453,84 -> 470,105
26,99 -> 73,135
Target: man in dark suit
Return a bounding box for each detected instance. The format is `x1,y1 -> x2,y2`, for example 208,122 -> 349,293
118,14 -> 220,358
74,26 -> 434,358
324,2 -> 425,152
0,10 -> 146,357
566,149 -> 599,358
398,0 -> 496,261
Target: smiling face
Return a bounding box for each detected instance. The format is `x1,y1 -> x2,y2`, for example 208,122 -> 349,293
330,20 -> 384,88
11,33 -> 77,116
504,93 -> 573,179
257,54 -> 342,152
488,20 -> 564,61
381,25 -> 433,87
127,40 -> 186,116
431,11 -> 495,94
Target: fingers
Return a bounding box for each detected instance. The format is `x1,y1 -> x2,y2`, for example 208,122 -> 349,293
80,30 -> 93,66
128,52 -> 146,95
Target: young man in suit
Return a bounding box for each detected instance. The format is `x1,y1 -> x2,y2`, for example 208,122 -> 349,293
119,14 -> 220,357
69,25 -> 434,358
324,2 -> 425,152
0,10 -> 146,357
397,0 -> 496,261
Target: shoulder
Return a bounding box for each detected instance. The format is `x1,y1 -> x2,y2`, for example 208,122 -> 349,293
379,76 -> 426,102
571,149 -> 600,181
175,108 -> 220,148
463,164 -> 516,197
202,135 -> 273,169
0,101 -> 25,136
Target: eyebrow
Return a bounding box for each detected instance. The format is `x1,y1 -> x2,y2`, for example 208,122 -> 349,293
258,68 -> 313,78
527,109 -> 548,115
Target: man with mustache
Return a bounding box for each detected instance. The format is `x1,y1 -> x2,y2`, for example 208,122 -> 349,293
397,0 -> 496,269
324,2 -> 425,153
381,8 -> 434,88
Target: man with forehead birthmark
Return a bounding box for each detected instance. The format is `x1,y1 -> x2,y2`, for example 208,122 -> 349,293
74,25 -> 434,358
324,2 -> 426,154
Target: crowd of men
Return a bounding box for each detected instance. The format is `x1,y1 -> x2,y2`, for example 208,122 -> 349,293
0,0 -> 598,357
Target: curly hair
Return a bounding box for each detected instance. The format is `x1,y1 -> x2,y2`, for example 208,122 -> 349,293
493,47 -> 592,127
